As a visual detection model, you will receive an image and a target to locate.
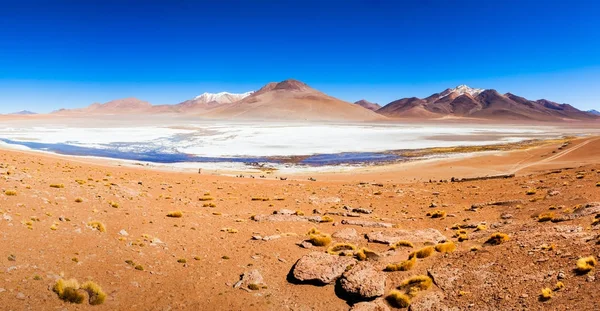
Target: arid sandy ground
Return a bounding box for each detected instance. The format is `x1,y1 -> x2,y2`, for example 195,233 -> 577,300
1,136 -> 600,310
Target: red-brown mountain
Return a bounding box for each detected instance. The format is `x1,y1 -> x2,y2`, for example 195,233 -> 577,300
354,100 -> 382,111
378,85 -> 598,121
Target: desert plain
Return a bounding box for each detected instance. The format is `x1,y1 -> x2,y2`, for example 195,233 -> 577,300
1,118 -> 600,311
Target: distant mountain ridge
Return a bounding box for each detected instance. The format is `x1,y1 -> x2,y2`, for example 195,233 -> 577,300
588,109 -> 600,116
354,100 -> 381,111
10,110 -> 37,115
377,85 -> 598,121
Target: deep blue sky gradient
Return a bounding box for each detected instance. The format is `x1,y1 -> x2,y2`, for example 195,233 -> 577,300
1,0 -> 599,113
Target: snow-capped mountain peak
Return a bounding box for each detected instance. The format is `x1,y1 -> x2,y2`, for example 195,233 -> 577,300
439,85 -> 485,99
194,91 -> 254,104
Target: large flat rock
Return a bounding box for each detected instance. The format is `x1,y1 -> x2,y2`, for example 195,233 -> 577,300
366,229 -> 447,245
292,252 -> 357,285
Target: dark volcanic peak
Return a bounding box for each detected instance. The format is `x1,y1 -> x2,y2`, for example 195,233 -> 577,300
273,79 -> 310,91
354,99 -> 382,111
378,86 -> 597,121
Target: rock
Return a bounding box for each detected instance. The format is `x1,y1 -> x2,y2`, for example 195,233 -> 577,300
332,228 -> 359,241
297,241 -> 314,249
233,269 -> 266,290
500,213 -> 513,219
274,209 -> 295,216
7,254 -> 16,261
350,300 -> 391,311
366,229 -> 447,245
252,214 -> 323,223
409,291 -> 459,311
2,214 -> 12,222
119,229 -> 129,236
557,271 -> 566,280
427,267 -> 462,292
0,288 -> 5,293
262,235 -> 281,241
340,262 -> 386,299
341,219 -> 393,228
352,208 -> 373,214
291,252 -> 357,284
15,292 -> 25,300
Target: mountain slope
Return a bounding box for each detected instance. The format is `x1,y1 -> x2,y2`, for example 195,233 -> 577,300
588,109 -> 600,116
378,85 -> 598,121
202,80 -> 385,121
354,100 -> 381,111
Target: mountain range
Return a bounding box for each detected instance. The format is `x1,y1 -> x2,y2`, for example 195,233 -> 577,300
49,80 -> 597,122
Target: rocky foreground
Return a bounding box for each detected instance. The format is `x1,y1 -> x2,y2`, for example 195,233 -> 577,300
0,140 -> 599,310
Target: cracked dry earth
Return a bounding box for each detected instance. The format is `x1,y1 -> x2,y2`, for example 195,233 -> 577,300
0,142 -> 599,310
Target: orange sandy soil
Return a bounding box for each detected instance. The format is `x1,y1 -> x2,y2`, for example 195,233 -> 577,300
1,137 -> 599,310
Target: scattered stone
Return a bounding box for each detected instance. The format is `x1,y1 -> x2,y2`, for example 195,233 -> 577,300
262,235 -> 281,241
500,213 -> 513,220
471,199 -> 523,209
291,252 -> 357,284
297,241 -> 314,249
233,269 -> 266,291
340,262 -> 385,300
409,291 -> 458,311
252,214 -> 323,223
7,254 -> 16,261
349,300 -> 390,311
352,208 -> 372,214
119,229 -> 129,236
274,209 -> 295,216
427,267 -> 462,292
15,292 -> 25,300
2,214 -> 12,222
341,219 -> 393,228
557,271 -> 566,280
332,228 -> 359,241
366,229 -> 446,245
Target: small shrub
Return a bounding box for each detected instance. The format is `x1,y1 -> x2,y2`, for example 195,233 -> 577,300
399,275 -> 433,292
166,211 -> 183,218
248,283 -> 260,291
320,215 -> 334,223
355,248 -> 378,261
220,227 -> 238,233
526,188 -> 537,195
327,243 -> 357,256
538,212 -> 554,222
81,281 -> 106,305
202,203 -> 216,207
251,197 -> 269,201
87,221 -> 106,232
386,290 -> 411,308
390,240 -> 414,250
50,184 -> 65,189
75,179 -> 86,185
428,210 -> 446,218
199,196 -> 214,201
575,256 -> 597,274
409,246 -> 434,259
134,264 -> 144,271
475,224 -> 487,231
539,287 -> 552,301
554,281 -> 565,291
384,256 -> 416,272
109,201 -> 119,208
74,198 -> 83,203
434,241 -> 456,253
5,189 -> 17,196
53,279 -> 85,304
177,258 -> 187,263
308,233 -> 332,246
485,233 -> 509,245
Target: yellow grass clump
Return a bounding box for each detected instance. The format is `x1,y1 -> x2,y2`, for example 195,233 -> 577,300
575,256 -> 597,274
251,197 -> 269,201
308,233 -> 332,246
5,189 -> 17,196
386,290 -> 411,308
427,210 -> 446,218
475,224 -> 487,231
596,182 -> 600,187
399,275 -> 433,292
87,221 -> 106,232
109,201 -> 119,208
355,248 -> 378,261
554,281 -> 565,291
50,183 -> 65,188
74,197 -> 83,203
202,202 -> 216,207
81,281 -> 106,305
327,243 -> 357,256
53,279 -> 85,304
166,211 -> 183,218
538,212 -> 554,222
434,241 -> 456,253
220,227 -> 238,233
199,196 -> 214,201
320,215 -> 334,223
409,246 -> 434,259
485,233 -> 509,245
384,256 -> 416,272
390,240 -> 414,250
539,288 -> 552,301
75,179 -> 86,185
526,188 -> 537,195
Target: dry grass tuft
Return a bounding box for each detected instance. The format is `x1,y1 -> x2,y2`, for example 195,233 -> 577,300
74,197 -> 83,203
384,256 -> 416,272
538,212 -> 554,222
427,210 -> 447,218
399,275 -> 433,293
87,221 -> 106,232
326,243 -> 357,256
390,240 -> 414,250
308,233 -> 332,246
435,241 -> 456,253
575,256 -> 597,274
220,227 -> 238,233
539,288 -> 552,301
166,211 -> 183,218
526,188 -> 537,195
251,197 -> 269,201
53,279 -> 85,304
320,215 -> 334,223
50,183 -> 65,189
109,201 -> 119,208
475,224 -> 487,231
354,248 -> 378,261
5,189 -> 17,196
409,246 -> 434,259
81,281 -> 106,305
386,290 -> 411,308
202,202 -> 216,207
554,281 -> 565,291
485,233 -> 509,245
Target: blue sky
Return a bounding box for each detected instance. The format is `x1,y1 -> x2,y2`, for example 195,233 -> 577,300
1,0 -> 599,113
